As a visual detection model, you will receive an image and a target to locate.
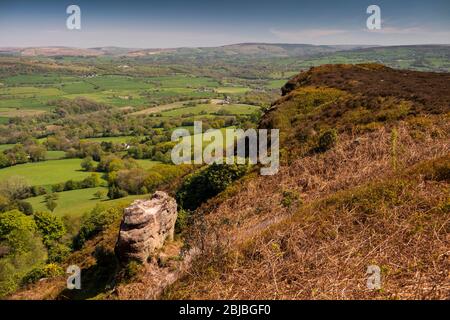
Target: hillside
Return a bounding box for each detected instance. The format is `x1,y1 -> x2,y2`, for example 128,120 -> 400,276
8,64 -> 450,300
162,64 -> 450,299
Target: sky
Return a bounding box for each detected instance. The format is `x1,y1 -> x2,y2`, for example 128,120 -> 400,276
0,0 -> 449,48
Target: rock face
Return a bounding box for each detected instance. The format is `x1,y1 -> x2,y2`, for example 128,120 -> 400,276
115,191 -> 178,264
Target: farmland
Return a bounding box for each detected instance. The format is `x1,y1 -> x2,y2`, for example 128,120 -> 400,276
26,187 -> 142,217
0,43 -> 449,300
0,158 -> 94,187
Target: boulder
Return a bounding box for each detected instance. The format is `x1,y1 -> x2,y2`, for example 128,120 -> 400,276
115,191 -> 178,264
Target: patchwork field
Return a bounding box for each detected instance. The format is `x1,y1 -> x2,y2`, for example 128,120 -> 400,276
26,187 -> 142,217
0,158 -> 93,187
0,74 -> 223,116
0,107 -> 46,117
159,103 -> 258,117
215,87 -> 251,94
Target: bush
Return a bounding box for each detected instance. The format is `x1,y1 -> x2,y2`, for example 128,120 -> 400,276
33,211 -> 66,246
80,173 -> 102,188
80,156 -> 96,172
31,186 -> 47,197
175,208 -> 189,234
123,261 -> 141,281
47,243 -> 71,263
0,176 -> 32,200
0,210 -> 36,239
318,129 -> 338,152
176,162 -> 249,211
22,263 -> 64,285
0,210 -> 47,297
281,190 -> 302,208
51,183 -> 65,193
73,205 -> 124,249
107,185 -> 128,200
16,201 -> 33,215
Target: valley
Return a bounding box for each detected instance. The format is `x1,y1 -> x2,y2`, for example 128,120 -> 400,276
0,44 -> 448,300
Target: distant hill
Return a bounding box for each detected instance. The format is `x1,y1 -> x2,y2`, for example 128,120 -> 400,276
125,43 -> 375,58
0,43 -> 374,58
0,46 -> 137,57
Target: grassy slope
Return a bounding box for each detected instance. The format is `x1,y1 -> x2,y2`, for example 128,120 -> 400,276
162,64 -> 450,300
26,187 -> 142,217
0,158 -> 90,187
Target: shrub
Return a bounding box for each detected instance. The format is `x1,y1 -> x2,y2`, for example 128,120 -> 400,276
64,180 -> 78,191
418,156 -> 450,182
31,186 -> 47,197
107,185 -> 128,200
51,183 -> 65,193
73,205 -> 124,249
80,156 -> 96,172
0,176 -> 32,200
281,190 -> 302,208
33,211 -> 66,246
0,210 -> 46,297
47,243 -> 71,263
80,173 -> 102,188
16,201 -> 33,215
176,162 -> 249,211
22,263 -> 64,285
0,210 -> 36,239
123,260 -> 141,281
94,190 -> 106,199
175,208 -> 189,234
318,129 -> 338,152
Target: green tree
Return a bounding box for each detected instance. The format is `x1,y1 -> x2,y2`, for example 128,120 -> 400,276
33,211 -> 65,246
44,195 -> 58,213
0,210 -> 47,297
176,162 -> 249,211
26,144 -> 46,162
80,156 -> 95,172
94,190 -> 105,199
0,176 -> 31,200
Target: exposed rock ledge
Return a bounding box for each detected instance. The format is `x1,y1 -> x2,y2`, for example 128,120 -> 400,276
115,191 -> 178,264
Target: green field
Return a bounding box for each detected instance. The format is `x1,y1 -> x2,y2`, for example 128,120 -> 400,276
0,74 -> 221,112
266,79 -> 288,89
215,87 -> 251,94
0,158 -> 92,187
160,103 -> 258,117
135,160 -> 162,169
26,187 -> 142,217
45,150 -> 66,160
0,144 -> 13,152
81,136 -> 143,143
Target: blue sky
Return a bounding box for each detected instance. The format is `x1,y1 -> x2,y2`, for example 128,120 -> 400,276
0,0 -> 449,47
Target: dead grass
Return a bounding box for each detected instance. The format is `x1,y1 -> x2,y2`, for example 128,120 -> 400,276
163,118 -> 450,300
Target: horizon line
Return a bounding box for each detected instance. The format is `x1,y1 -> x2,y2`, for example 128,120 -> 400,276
1,42 -> 450,51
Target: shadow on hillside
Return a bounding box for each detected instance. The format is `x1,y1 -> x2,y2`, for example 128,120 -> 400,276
57,246 -> 118,300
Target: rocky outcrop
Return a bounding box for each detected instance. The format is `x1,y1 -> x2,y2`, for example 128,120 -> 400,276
115,191 -> 178,264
